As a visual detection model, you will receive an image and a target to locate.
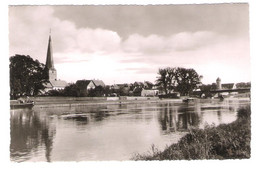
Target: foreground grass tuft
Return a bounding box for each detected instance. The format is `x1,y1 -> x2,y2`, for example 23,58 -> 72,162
133,106 -> 251,160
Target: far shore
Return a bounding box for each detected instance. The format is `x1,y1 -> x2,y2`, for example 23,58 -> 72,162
10,95 -> 250,108
33,97 -> 182,108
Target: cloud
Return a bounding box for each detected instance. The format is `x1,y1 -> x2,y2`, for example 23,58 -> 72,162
168,31 -> 218,51
9,6 -> 121,63
9,6 -> 250,84
122,31 -> 219,54
116,67 -> 157,75
122,34 -> 165,54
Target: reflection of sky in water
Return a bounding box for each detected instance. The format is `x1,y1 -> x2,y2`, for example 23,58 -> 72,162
10,98 -> 250,161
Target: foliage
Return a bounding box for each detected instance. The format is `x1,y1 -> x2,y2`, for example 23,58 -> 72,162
174,67 -> 201,96
156,67 -> 201,96
10,54 -> 48,99
49,82 -> 108,97
199,84 -> 216,98
75,80 -> 89,97
236,82 -> 251,89
63,83 -> 80,96
88,86 -> 105,97
47,89 -> 64,96
155,67 -> 175,95
133,106 -> 251,160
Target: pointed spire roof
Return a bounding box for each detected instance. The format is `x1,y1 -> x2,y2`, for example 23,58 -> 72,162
45,31 -> 55,69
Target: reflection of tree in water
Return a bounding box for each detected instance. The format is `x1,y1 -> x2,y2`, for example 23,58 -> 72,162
217,110 -> 222,124
158,103 -> 200,132
158,103 -> 177,133
177,112 -> 200,131
10,109 -> 56,162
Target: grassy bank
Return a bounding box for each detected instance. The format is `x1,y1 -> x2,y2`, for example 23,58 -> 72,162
133,106 -> 251,160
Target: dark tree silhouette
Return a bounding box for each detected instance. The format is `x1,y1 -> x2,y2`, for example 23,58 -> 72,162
10,54 -> 48,99
156,68 -> 174,94
156,67 -> 201,96
174,67 -> 201,96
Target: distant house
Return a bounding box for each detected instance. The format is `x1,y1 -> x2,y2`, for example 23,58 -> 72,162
141,89 -> 159,97
134,82 -> 144,88
92,80 -> 106,88
215,77 -> 236,90
76,80 -> 96,90
110,83 -> 131,96
44,79 -> 68,92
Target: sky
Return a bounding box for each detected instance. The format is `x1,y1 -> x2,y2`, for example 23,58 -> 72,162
9,4 -> 250,85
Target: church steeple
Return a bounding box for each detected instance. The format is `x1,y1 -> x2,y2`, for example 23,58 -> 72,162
45,31 -> 54,69
45,30 -> 57,81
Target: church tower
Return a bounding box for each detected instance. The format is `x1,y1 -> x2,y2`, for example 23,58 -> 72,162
45,33 -> 57,81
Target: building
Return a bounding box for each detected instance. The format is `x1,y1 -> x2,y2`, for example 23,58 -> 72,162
74,79 -> 106,96
44,33 -> 67,92
141,89 -> 159,97
215,77 -> 236,90
92,80 -> 106,88
76,79 -> 105,90
216,77 -> 221,90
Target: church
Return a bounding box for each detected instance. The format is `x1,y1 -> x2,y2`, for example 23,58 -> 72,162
44,33 -> 68,92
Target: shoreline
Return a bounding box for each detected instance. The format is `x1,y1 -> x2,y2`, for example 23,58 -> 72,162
35,97 -> 249,108
10,96 -> 250,109
33,98 -> 183,108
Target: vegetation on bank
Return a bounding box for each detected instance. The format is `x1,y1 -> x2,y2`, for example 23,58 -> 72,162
133,106 -> 251,160
9,55 -> 49,99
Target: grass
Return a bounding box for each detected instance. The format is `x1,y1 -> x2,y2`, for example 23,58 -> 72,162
132,106 -> 251,160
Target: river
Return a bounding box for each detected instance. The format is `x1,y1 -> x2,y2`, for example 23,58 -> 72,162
10,98 -> 250,162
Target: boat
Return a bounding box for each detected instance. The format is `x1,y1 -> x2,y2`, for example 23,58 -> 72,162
10,100 -> 34,109
182,98 -> 196,103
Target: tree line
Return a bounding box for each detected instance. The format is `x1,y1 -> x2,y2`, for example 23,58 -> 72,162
155,67 -> 202,96
10,54 -> 204,99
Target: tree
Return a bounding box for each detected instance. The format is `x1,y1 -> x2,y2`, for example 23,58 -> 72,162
199,84 -> 215,98
63,83 -> 80,97
236,82 -> 251,89
10,54 -> 48,99
155,67 -> 201,96
88,86 -> 105,97
155,67 -> 176,94
174,67 -> 200,96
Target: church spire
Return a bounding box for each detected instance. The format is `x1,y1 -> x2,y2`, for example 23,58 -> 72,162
45,30 -> 54,69
45,30 -> 57,81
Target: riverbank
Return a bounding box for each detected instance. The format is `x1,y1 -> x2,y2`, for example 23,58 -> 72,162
11,96 -> 250,108
132,106 -> 251,160
24,96 -> 183,108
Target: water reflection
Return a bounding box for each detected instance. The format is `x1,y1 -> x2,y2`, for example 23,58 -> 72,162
10,98 -> 250,161
158,103 -> 200,133
10,108 -> 56,162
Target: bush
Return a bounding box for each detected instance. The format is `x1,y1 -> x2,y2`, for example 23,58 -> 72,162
237,106 -> 251,120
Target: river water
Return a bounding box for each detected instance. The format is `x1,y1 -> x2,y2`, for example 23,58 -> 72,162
10,98 -> 250,162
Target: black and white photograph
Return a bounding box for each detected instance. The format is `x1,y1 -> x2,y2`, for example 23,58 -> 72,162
4,0 -> 260,167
